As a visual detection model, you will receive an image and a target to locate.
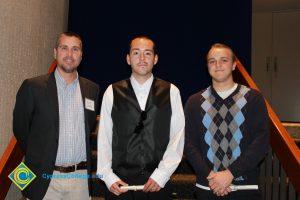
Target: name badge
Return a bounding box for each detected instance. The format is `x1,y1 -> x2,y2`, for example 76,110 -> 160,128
85,98 -> 95,111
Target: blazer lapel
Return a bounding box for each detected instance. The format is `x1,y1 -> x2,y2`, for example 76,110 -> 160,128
46,73 -> 59,137
79,77 -> 90,136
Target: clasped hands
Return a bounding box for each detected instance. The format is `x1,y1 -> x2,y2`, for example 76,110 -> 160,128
109,178 -> 161,196
207,170 -> 234,196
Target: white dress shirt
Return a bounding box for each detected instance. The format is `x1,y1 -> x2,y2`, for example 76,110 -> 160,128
97,74 -> 185,189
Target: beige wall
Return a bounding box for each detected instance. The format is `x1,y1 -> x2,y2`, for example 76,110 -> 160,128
0,0 -> 69,199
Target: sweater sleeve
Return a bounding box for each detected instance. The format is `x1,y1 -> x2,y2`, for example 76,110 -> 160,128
184,95 -> 211,181
228,91 -> 270,178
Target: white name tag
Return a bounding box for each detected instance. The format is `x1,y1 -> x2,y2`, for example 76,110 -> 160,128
85,98 -> 95,111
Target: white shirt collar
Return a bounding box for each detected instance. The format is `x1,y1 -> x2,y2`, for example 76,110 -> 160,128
130,74 -> 154,92
217,83 -> 238,99
54,68 -> 79,87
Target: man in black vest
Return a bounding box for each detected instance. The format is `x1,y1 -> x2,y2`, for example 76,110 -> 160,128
97,36 -> 185,200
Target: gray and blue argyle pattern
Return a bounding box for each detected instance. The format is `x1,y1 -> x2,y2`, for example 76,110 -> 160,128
202,85 -> 250,171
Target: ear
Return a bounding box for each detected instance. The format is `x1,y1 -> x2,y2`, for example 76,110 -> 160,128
232,61 -> 237,71
126,54 -> 130,65
154,54 -> 158,65
53,48 -> 57,59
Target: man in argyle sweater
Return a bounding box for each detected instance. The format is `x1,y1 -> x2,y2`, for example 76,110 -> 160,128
184,43 -> 269,200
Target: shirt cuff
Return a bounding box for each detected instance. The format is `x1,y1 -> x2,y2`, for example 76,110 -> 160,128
150,168 -> 170,188
101,171 -> 121,189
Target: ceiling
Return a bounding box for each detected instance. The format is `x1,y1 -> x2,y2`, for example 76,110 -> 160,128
253,0 -> 300,12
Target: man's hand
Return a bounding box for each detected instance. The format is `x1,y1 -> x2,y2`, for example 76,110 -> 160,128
143,178 -> 161,192
109,180 -> 128,196
207,170 -> 233,196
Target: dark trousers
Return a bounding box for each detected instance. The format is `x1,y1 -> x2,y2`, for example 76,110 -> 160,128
195,186 -> 262,200
104,173 -> 172,200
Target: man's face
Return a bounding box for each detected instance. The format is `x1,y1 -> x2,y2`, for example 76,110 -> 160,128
54,35 -> 82,73
126,38 -> 158,80
207,47 -> 236,84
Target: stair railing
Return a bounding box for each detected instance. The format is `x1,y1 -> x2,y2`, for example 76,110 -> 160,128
233,59 -> 300,199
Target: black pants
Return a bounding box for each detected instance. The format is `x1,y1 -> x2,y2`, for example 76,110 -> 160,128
104,173 -> 172,200
195,186 -> 262,200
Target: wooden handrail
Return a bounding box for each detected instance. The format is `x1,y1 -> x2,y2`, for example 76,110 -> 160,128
234,59 -> 300,194
0,60 -> 56,200
0,136 -> 23,200
48,59 -> 57,74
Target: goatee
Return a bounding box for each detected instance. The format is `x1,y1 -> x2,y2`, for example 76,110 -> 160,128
61,65 -> 77,73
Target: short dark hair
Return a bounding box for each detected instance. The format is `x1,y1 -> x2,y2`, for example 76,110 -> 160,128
128,35 -> 157,54
207,43 -> 236,61
56,31 -> 83,49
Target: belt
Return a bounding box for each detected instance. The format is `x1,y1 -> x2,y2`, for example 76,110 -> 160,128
54,161 -> 87,173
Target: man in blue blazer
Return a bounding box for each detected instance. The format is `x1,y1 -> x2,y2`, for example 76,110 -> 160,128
13,31 -> 99,200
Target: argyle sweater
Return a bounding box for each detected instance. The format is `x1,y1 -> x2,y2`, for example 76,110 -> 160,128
184,84 -> 269,186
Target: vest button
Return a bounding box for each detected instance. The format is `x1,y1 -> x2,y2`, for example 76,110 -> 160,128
140,168 -> 145,175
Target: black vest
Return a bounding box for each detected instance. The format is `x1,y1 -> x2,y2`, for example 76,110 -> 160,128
111,78 -> 171,177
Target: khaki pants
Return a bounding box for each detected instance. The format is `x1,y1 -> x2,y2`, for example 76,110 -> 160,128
42,169 -> 90,200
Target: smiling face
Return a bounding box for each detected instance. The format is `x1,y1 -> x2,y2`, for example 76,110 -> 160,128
54,34 -> 82,74
126,37 -> 158,83
207,46 -> 236,86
